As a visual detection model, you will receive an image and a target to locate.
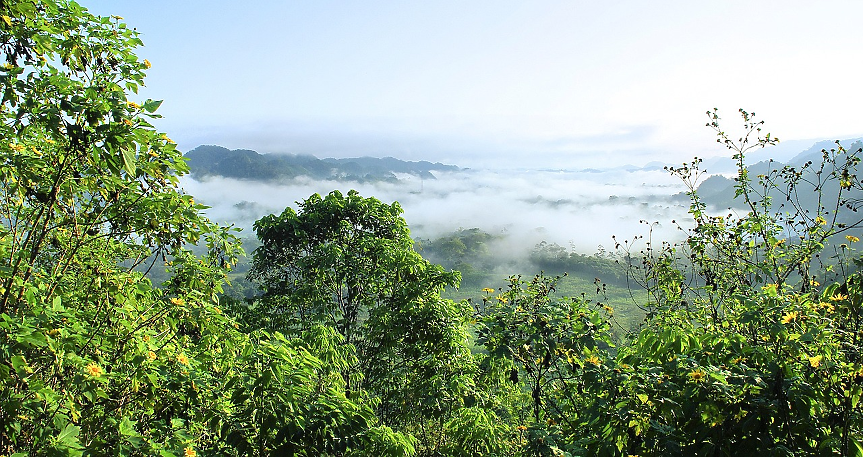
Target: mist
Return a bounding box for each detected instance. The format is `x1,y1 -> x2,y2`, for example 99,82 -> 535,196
180,165 -> 693,257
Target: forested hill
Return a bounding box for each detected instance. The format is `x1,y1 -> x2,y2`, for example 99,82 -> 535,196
695,138 -> 863,216
184,144 -> 459,183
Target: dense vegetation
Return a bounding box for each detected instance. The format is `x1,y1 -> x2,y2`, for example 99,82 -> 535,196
3,1 -> 863,456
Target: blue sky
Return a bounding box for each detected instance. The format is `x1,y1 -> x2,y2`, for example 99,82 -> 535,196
84,1 -> 863,168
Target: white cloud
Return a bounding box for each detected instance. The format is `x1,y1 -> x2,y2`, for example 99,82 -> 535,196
180,166 -> 691,254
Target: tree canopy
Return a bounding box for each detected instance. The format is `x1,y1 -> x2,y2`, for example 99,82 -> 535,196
246,190 -> 477,447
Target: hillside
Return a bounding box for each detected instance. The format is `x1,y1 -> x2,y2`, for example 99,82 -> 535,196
696,139 -> 863,222
184,144 -> 459,183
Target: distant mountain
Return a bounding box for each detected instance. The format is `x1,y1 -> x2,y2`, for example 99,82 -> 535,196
787,138 -> 863,167
184,145 -> 459,183
693,139 -> 863,227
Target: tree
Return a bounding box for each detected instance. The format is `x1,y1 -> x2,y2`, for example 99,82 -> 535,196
0,2 -> 414,455
248,190 -> 477,451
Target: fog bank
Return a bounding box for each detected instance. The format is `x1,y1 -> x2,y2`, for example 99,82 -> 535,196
180,166 -> 692,254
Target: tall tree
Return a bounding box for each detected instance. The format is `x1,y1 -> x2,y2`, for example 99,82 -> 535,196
248,190 -> 477,449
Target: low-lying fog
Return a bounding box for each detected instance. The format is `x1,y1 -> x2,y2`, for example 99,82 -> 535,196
180,166 -> 694,256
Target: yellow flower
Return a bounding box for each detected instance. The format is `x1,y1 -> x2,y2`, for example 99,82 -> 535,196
127,101 -> 141,109
143,59 -> 151,69
781,311 -> 798,324
177,354 -> 189,366
147,351 -> 157,361
495,294 -> 508,303
688,369 -> 706,382
85,363 -> 103,377
830,293 -> 849,302
585,355 -> 601,366
122,118 -> 132,126
516,425 -> 527,431
820,302 -> 835,313
184,447 -> 196,457
847,235 -> 860,243
762,283 -> 778,295
808,355 -> 823,368
170,297 -> 185,306
816,216 -> 827,226
482,287 -> 495,294
810,279 -> 820,287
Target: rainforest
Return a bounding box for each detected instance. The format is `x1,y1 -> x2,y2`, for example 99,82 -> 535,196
3,2 -> 863,456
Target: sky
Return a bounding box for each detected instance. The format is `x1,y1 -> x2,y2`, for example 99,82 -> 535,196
82,1 -> 863,169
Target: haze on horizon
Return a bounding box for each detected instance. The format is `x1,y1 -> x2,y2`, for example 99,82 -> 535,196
82,1 -> 863,169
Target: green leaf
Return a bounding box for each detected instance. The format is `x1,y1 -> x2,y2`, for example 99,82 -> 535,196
54,423 -> 82,447
119,416 -> 136,436
17,330 -> 47,347
853,438 -> 863,457
10,355 -> 29,374
142,99 -> 163,113
122,147 -> 136,176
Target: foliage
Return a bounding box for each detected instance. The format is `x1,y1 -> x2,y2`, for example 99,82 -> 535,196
5,1 -> 862,453
602,109 -> 863,455
0,0 -> 232,452
465,110 -> 863,456
529,241 -> 627,286
246,190 -> 478,453
0,2 -> 415,455
416,228 -> 504,287
476,274 -> 616,456
441,407 -> 513,457
218,326 -> 416,456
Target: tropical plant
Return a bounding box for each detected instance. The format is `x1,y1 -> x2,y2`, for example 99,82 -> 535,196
246,190 -> 477,454
603,109 -> 863,455
0,2 -> 414,455
476,274 -> 615,456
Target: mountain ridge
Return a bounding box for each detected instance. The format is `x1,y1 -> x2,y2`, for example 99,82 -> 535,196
184,145 -> 460,183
